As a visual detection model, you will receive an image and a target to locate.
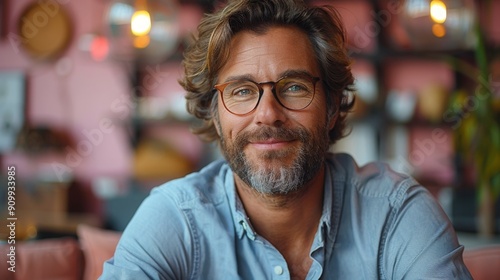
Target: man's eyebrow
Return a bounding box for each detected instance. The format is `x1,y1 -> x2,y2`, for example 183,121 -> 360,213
222,69 -> 316,84
222,74 -> 256,83
278,69 -> 317,78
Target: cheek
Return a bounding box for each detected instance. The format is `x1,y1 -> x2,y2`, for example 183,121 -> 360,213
310,100 -> 326,113
309,96 -> 330,121
215,96 -> 230,136
302,95 -> 333,132
217,106 -> 246,140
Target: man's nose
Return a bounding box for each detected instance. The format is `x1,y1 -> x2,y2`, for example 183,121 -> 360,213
253,86 -> 287,126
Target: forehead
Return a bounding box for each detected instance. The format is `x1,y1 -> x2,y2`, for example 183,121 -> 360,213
218,26 -> 320,82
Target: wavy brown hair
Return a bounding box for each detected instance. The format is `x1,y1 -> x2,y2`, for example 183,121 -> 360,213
179,0 -> 355,145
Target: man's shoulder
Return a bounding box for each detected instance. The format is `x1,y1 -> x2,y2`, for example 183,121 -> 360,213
328,153 -> 421,199
151,159 -> 231,207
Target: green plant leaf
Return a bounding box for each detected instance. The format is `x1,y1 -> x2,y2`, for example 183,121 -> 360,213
491,173 -> 500,200
491,124 -> 500,150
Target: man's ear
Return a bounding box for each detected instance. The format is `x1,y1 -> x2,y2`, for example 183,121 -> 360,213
214,119 -> 221,137
211,95 -> 222,137
328,112 -> 337,130
213,111 -> 222,137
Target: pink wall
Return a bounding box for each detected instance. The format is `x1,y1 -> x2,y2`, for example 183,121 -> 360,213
0,0 -> 133,183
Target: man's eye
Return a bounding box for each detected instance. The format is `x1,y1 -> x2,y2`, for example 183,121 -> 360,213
233,88 -> 253,96
286,84 -> 305,92
229,86 -> 258,100
282,83 -> 310,95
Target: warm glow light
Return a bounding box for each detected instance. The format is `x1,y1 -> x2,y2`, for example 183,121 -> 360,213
430,0 -> 447,23
432,23 -> 446,37
131,10 -> 151,36
134,35 -> 150,48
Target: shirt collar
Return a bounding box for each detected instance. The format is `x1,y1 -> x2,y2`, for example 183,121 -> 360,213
322,154 -> 347,257
223,167 -> 257,240
318,162 -> 333,243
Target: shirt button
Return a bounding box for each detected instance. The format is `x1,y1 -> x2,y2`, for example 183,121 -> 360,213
274,265 -> 283,275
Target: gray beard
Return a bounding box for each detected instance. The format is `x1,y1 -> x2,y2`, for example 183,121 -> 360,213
220,125 -> 329,195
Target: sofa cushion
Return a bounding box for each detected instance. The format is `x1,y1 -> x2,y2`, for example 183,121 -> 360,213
77,224 -> 121,280
0,237 -> 83,280
463,245 -> 500,280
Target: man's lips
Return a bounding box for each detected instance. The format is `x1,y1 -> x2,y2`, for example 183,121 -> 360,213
248,138 -> 294,150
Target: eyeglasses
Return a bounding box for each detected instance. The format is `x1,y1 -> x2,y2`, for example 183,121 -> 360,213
213,74 -> 320,116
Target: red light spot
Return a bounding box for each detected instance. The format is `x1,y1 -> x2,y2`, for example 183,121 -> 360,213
90,36 -> 109,61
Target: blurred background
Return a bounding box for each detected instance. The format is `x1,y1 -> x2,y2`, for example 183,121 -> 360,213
0,0 -> 499,275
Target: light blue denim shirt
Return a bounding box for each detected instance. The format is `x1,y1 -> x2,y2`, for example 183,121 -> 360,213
101,153 -> 472,279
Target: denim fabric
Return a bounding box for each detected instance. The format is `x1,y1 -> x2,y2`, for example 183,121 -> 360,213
101,153 -> 472,279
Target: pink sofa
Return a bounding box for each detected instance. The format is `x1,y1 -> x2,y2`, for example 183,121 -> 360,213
463,245 -> 500,280
0,225 -> 120,280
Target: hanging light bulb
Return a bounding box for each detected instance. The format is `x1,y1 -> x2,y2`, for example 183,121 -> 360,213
432,23 -> 446,37
131,10 -> 151,36
430,0 -> 447,23
105,0 -> 180,63
134,35 -> 151,49
130,0 -> 151,48
430,0 -> 447,38
399,0 -> 476,50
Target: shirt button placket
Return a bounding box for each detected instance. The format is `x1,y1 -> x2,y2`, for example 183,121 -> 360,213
264,241 -> 289,279
274,265 -> 284,275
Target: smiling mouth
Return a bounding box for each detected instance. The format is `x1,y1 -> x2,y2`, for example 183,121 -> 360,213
249,138 -> 295,150
238,126 -> 304,152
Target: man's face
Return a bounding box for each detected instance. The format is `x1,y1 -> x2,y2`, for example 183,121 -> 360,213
215,26 -> 335,195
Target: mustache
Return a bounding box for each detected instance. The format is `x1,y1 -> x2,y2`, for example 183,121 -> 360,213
236,126 -> 308,145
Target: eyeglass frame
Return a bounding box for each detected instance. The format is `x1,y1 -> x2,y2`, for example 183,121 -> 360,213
213,73 -> 321,116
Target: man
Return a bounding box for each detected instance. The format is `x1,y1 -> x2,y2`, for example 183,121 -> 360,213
101,0 -> 472,279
